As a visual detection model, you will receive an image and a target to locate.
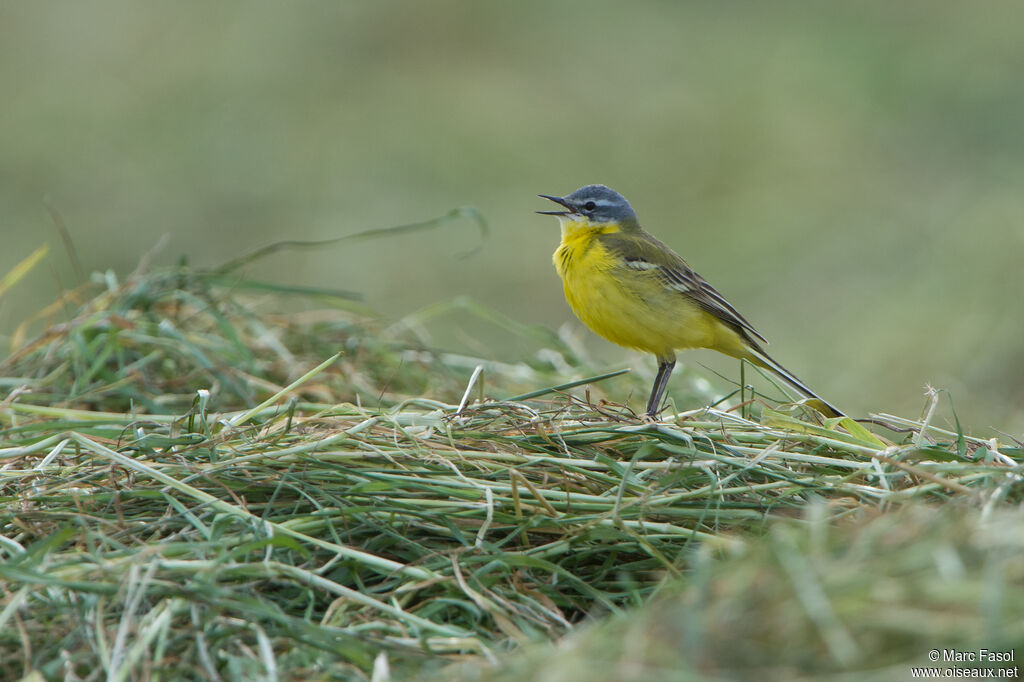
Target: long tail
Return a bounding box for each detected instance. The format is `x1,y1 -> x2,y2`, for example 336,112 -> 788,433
747,347 -> 844,418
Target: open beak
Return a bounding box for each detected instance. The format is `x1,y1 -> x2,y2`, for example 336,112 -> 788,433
536,194 -> 574,216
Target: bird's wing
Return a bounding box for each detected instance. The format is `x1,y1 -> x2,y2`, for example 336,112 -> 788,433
601,231 -> 769,346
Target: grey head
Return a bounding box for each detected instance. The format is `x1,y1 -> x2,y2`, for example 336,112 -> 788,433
538,184 -> 638,227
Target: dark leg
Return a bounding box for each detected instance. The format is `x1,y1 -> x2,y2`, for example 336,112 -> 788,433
645,359 -> 676,417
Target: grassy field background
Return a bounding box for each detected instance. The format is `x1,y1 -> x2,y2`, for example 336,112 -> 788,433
2,1 -> 1024,434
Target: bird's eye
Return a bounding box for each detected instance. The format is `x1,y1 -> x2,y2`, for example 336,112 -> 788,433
583,201 -> 596,211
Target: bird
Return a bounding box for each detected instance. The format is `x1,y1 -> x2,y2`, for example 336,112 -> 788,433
538,184 -> 841,418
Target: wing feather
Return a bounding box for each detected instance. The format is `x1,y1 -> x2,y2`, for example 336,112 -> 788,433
606,231 -> 768,346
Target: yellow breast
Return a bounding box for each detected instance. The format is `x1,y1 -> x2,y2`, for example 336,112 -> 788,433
552,218 -> 746,360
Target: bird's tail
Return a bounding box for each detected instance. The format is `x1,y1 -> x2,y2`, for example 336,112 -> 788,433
746,348 -> 844,418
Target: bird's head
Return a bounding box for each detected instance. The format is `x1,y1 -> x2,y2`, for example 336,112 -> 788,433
538,184 -> 638,232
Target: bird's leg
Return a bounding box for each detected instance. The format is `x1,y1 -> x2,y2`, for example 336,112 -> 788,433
645,358 -> 676,417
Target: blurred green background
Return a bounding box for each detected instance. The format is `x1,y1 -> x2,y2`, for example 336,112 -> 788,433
2,1 -> 1022,434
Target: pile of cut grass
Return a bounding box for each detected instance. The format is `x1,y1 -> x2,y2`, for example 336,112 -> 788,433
1,261 -> 1022,680
445,504 -> 1024,682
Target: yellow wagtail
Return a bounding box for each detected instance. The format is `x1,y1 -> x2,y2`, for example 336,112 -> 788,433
538,184 -> 841,418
